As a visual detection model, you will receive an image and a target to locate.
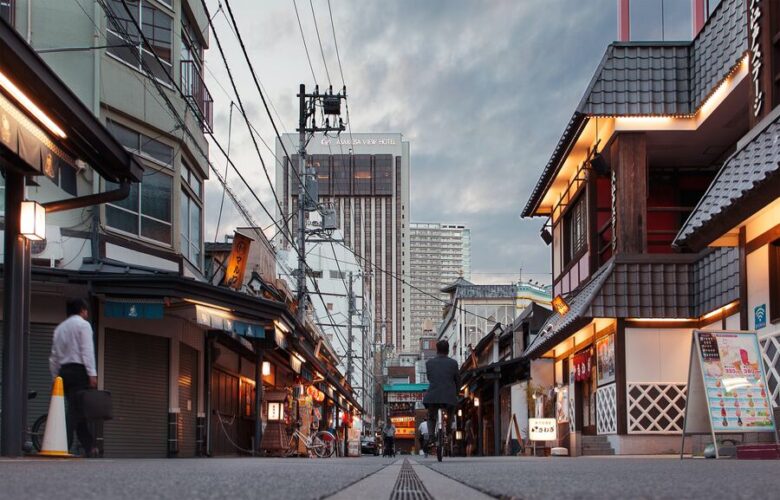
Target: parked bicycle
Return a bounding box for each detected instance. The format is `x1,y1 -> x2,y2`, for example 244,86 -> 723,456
284,427 -> 336,458
0,391 -> 48,453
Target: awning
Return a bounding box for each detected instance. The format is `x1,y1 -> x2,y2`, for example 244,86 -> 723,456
0,18 -> 142,182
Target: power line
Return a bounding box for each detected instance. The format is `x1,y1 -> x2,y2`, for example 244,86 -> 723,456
308,0 -> 332,86
292,0 -> 318,86
325,0 -> 355,152
214,102 -> 234,241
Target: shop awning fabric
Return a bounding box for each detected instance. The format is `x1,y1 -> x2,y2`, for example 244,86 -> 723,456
0,18 -> 142,182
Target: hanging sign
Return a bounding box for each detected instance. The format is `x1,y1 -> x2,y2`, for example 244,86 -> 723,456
681,330 -> 777,458
223,232 -> 253,290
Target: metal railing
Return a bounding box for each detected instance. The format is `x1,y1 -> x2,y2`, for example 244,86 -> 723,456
180,60 -> 213,132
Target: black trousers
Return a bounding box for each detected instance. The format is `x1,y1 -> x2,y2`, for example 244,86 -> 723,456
425,404 -> 454,446
59,363 -> 94,453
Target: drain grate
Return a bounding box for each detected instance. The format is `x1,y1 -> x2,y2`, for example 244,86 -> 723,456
390,459 -> 434,500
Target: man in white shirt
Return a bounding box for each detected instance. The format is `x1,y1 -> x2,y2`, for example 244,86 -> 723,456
49,298 -> 97,456
418,420 -> 430,455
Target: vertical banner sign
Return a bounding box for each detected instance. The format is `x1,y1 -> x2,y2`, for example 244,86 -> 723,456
748,0 -> 766,122
681,330 -> 777,458
223,232 -> 253,290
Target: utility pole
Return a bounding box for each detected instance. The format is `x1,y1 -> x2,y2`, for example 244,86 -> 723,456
295,84 -> 346,326
347,271 -> 354,385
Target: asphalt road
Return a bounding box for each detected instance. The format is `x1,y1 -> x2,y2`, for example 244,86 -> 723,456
2,455 -> 780,500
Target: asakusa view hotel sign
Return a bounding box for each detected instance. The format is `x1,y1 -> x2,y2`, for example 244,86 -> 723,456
320,137 -> 397,146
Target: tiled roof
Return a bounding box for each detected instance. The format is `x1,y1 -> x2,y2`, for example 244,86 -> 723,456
457,284 -> 517,299
675,112 -> 780,248
691,0 -> 747,106
523,0 -> 746,218
524,248 -> 739,359
579,44 -> 692,116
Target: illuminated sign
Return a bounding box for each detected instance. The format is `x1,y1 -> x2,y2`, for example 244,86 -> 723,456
386,392 -> 425,403
223,232 -> 253,290
749,0 -> 764,117
529,418 -> 557,441
267,402 -> 284,421
552,295 -> 570,316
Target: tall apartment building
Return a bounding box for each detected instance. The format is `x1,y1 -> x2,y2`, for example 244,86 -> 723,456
275,133 -> 411,351
409,222 -> 471,351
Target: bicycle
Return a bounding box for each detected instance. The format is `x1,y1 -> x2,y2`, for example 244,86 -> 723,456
426,407 -> 451,462
284,427 -> 336,458
0,391 -> 48,453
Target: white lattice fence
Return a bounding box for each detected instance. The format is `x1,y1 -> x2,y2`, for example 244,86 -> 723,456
627,383 -> 687,434
596,383 -> 617,435
759,334 -> 780,408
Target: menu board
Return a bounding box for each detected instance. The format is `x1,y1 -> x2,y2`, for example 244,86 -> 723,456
697,332 -> 774,433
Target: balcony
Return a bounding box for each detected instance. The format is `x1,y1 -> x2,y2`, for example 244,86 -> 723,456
180,60 -> 213,132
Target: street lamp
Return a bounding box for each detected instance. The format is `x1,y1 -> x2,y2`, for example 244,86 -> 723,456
20,201 -> 45,240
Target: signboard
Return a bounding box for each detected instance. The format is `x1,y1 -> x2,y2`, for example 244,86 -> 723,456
386,392 -> 424,403
528,418 -> 557,441
596,334 -> 615,385
681,330 -> 778,458
223,232 -> 253,290
555,387 -> 569,423
105,301 -> 163,320
573,350 -> 592,382
755,304 -> 767,330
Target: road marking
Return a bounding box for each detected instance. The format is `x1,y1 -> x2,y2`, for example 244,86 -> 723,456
326,459 -> 403,500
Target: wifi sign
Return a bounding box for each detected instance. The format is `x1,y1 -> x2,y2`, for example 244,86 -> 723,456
755,304 -> 767,330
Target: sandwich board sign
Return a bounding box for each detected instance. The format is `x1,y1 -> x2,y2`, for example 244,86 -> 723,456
680,330 -> 777,458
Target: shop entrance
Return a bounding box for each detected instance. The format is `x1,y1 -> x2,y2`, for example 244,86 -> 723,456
574,348 -> 597,436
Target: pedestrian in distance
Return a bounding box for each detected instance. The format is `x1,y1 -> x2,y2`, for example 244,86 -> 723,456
418,420 -> 430,456
382,421 -> 396,457
49,298 -> 98,457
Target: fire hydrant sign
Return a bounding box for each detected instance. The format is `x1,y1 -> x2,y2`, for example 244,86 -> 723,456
681,330 -> 778,459
528,418 -> 557,441
698,331 -> 774,432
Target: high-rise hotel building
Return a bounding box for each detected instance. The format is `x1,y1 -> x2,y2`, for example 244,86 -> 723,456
276,133 -> 411,351
409,223 -> 471,350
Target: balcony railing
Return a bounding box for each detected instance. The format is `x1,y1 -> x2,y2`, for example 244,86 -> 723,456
181,60 -> 213,132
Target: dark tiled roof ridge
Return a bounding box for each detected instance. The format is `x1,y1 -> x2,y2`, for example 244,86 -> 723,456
522,0 -> 745,218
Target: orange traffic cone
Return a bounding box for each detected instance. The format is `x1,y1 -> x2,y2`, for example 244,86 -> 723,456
38,376 -> 72,457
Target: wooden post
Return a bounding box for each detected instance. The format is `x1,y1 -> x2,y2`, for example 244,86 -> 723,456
611,134 -> 648,255
615,320 -> 628,435
739,227 -> 749,330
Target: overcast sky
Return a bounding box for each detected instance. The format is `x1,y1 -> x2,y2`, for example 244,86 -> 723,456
202,0 -> 621,285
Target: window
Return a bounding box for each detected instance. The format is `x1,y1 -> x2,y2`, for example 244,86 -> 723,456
180,189 -> 201,266
105,0 -> 173,82
0,0 -> 13,25
564,194 -> 587,264
771,240 -> 780,324
107,120 -> 174,167
105,120 -> 174,244
106,173 -> 172,244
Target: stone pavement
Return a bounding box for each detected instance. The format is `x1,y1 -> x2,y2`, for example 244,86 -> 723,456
2,454 -> 780,499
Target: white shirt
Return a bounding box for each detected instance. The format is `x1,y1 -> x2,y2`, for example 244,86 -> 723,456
418,421 -> 429,435
49,315 -> 96,378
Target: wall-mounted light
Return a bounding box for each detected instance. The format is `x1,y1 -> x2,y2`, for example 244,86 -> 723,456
473,397 -> 480,408
262,361 -> 271,376
457,409 -> 462,417
20,201 -> 45,241
455,430 -> 463,440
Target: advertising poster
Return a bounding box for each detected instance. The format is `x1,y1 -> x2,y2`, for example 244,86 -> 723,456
555,387 -> 569,423
596,334 -> 615,386
697,331 -> 775,432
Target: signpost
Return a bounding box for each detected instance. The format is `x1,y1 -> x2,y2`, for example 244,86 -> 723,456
680,330 -> 777,459
529,417 -> 557,456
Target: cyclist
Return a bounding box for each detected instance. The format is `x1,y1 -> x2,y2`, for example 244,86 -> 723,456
423,339 -> 460,453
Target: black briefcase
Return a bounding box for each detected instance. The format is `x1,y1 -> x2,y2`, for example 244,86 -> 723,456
78,389 -> 113,421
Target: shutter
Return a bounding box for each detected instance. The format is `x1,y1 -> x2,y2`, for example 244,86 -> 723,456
28,324 -> 57,428
177,343 -> 197,457
103,329 -> 168,457
0,323 -> 57,428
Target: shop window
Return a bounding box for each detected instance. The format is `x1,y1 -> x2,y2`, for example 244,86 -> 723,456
105,0 -> 173,82
770,240 -> 780,324
563,194 -> 587,265
106,172 -> 172,244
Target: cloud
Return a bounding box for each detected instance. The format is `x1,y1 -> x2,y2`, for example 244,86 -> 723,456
203,0 -> 616,285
